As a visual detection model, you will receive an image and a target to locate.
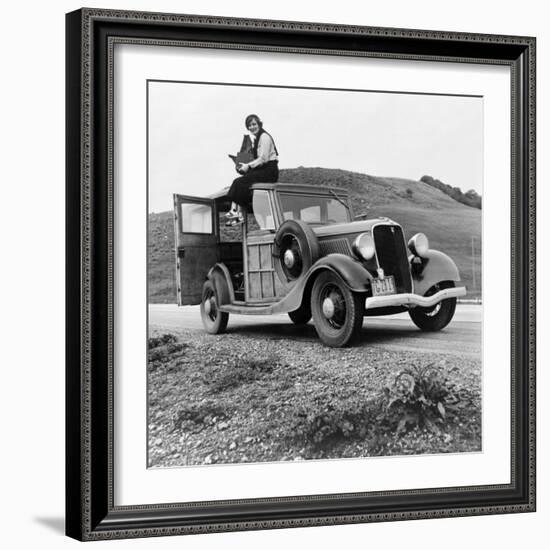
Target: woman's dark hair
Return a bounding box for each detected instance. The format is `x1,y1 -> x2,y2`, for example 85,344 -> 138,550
245,114 -> 263,130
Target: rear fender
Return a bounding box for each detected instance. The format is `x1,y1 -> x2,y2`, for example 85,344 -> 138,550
410,249 -> 461,296
206,263 -> 234,305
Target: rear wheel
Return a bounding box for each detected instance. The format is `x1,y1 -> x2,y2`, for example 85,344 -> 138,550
200,280 -> 229,334
408,282 -> 457,331
311,271 -> 364,347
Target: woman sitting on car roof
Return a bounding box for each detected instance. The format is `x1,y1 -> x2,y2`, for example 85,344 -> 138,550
225,114 -> 279,225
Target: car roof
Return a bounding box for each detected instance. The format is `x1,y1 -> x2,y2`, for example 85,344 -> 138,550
208,182 -> 349,201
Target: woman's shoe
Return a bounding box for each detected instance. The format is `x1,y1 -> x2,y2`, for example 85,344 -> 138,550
227,213 -> 244,226
225,214 -> 240,226
224,210 -> 239,226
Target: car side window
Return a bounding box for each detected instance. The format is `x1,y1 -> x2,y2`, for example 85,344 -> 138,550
252,190 -> 275,231
300,205 -> 321,223
180,202 -> 213,233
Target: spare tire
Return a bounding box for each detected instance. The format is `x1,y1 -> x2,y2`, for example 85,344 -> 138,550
273,219 -> 319,288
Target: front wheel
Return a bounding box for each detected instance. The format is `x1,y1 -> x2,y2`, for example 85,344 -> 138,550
311,271 -> 364,347
408,282 -> 457,331
200,280 -> 229,334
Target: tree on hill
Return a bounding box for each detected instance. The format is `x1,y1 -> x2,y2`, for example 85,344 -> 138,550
420,175 -> 481,209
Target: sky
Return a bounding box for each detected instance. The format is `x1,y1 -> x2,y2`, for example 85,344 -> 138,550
148,81 -> 483,213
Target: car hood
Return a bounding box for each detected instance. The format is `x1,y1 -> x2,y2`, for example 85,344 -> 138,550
312,218 -> 399,237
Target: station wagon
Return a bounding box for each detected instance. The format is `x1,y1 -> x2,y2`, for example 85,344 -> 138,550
173,183 -> 466,347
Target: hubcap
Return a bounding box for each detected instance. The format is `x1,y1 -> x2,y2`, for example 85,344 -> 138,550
425,302 -> 441,317
319,284 -> 346,329
322,297 -> 335,319
421,284 -> 441,316
280,234 -> 303,280
204,295 -> 216,319
283,249 -> 296,269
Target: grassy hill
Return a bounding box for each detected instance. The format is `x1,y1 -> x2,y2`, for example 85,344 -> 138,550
148,167 -> 481,303
149,211 -> 177,304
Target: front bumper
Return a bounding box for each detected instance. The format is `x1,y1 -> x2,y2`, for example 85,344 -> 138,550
364,286 -> 467,310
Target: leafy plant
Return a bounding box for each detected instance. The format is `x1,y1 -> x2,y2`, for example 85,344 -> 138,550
384,362 -> 470,434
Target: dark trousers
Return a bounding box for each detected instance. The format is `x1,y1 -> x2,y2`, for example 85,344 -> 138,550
227,161 -> 279,206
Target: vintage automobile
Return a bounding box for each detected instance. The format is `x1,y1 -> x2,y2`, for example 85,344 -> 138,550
173,183 -> 466,347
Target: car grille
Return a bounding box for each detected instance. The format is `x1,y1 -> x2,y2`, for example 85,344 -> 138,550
373,225 -> 412,293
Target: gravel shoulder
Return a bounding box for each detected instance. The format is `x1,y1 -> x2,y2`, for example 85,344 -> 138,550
148,325 -> 482,468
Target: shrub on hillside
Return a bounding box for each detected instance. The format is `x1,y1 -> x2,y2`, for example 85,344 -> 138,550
290,392 -> 381,447
148,333 -> 188,371
287,361 -> 479,451
421,175 -> 481,209
384,362 -> 477,434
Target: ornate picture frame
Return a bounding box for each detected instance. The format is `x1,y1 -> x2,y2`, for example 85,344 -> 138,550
66,8 -> 535,541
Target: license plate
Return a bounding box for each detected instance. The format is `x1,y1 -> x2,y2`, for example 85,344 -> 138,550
372,276 -> 396,296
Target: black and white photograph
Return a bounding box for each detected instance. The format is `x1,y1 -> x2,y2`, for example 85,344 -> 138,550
60,4 -> 536,544
146,80 -> 483,468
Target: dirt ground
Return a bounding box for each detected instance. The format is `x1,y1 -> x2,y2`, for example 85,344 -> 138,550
147,327 -> 482,468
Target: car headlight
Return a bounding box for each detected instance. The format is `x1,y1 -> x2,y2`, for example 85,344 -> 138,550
352,233 -> 375,261
408,233 -> 429,258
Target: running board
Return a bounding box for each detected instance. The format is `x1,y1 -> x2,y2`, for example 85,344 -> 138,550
219,304 -> 276,315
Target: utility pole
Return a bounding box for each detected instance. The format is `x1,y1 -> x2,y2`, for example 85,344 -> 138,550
471,235 -> 477,296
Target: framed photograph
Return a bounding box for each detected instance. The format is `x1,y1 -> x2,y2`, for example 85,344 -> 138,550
66,8 -> 536,541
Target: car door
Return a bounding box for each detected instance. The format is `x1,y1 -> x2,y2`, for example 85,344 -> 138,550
173,194 -> 217,305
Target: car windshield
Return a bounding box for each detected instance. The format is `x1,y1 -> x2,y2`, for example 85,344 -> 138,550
279,192 -> 351,225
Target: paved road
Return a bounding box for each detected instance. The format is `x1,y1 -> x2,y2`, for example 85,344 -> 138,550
149,304 -> 481,357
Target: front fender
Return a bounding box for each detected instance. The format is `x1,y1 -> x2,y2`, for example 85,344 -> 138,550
410,249 -> 461,296
206,263 -> 234,305
310,254 -> 372,292
270,253 -> 371,314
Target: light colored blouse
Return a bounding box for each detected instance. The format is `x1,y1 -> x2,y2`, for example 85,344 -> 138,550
248,132 -> 278,169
